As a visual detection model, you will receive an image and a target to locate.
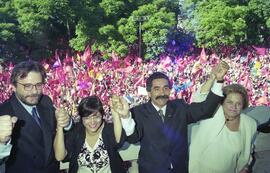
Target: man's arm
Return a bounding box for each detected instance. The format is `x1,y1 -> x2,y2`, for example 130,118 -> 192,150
124,108 -> 143,143
54,108 -> 73,131
110,96 -> 137,139
187,61 -> 229,123
121,112 -> 135,136
42,95 -> 72,131
120,109 -> 142,144
257,118 -> 270,133
63,118 -> 73,131
0,115 -> 17,163
187,84 -> 223,123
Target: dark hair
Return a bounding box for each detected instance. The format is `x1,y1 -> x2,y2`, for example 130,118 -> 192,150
146,72 -> 171,92
11,61 -> 46,85
77,96 -> 105,117
222,84 -> 249,109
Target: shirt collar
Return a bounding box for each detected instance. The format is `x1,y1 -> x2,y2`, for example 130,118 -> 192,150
15,94 -> 36,115
151,102 -> 167,114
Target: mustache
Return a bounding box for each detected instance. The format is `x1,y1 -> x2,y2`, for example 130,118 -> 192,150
26,94 -> 41,98
156,95 -> 169,100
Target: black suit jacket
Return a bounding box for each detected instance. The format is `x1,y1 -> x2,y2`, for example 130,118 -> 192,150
257,118 -> 270,133
63,122 -> 127,173
127,91 -> 222,173
0,93 -> 59,173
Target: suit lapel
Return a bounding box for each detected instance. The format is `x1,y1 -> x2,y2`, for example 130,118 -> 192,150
37,104 -> 53,164
9,93 -> 38,128
145,101 -> 176,122
145,101 -> 162,122
9,93 -> 54,166
165,101 -> 175,120
10,93 -> 52,162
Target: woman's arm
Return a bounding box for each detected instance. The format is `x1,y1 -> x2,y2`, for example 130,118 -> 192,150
200,73 -> 216,93
53,127 -> 67,161
192,61 -> 228,103
109,96 -> 124,143
111,110 -> 122,143
53,109 -> 68,161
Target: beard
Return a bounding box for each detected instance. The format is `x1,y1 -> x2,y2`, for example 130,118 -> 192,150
16,93 -> 42,106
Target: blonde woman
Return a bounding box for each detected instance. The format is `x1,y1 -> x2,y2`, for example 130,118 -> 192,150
189,71 -> 257,173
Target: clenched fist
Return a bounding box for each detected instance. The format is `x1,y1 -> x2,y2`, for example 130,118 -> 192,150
55,108 -> 70,128
212,61 -> 229,81
0,115 -> 17,144
109,95 -> 130,119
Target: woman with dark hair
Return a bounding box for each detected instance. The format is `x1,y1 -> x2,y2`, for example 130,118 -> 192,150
54,95 -> 127,173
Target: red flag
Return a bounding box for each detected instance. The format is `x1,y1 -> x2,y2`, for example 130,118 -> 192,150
82,45 -> 92,61
199,48 -> 208,62
252,46 -> 267,55
8,62 -> 14,71
111,51 -> 119,61
53,50 -> 62,68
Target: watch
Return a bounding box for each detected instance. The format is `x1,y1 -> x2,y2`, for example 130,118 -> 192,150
216,80 -> 224,83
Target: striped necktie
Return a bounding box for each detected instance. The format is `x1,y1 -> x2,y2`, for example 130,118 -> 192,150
158,109 -> 165,122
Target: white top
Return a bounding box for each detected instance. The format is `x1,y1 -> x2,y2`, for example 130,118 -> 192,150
189,89 -> 257,173
191,124 -> 242,173
77,133 -> 111,173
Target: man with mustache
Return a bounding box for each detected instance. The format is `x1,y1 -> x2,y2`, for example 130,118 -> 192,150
116,61 -> 229,173
0,61 -> 71,173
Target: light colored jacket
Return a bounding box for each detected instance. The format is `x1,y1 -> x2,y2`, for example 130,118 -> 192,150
189,91 -> 257,173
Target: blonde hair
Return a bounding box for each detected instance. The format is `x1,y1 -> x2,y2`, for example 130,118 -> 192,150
222,84 -> 249,109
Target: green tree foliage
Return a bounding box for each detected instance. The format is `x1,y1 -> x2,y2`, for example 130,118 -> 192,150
0,0 -> 23,60
71,0 -> 177,59
1,0 -> 269,60
185,0 -> 248,48
11,0 -> 75,58
99,0 -> 125,17
69,0 -> 103,51
13,0 -> 51,33
183,0 -> 270,48
0,0 -> 179,60
0,0 -> 16,42
118,1 -> 176,59
247,0 -> 270,45
48,0 -> 76,42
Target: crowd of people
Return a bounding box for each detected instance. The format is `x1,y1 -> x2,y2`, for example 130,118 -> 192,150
0,48 -> 269,120
0,56 -> 269,173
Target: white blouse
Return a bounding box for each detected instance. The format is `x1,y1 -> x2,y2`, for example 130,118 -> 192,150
190,125 -> 242,173
77,133 -> 111,173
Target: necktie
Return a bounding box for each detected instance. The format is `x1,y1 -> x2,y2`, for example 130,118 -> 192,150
158,109 -> 165,122
32,107 -> 41,127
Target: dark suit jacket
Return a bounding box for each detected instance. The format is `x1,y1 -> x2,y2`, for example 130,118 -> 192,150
63,122 -> 127,173
257,118 -> 270,133
0,93 -> 59,173
127,91 -> 222,173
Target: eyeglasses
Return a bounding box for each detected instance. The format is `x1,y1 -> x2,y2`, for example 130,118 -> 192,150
82,115 -> 102,122
17,82 -> 44,91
